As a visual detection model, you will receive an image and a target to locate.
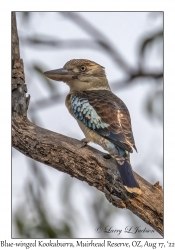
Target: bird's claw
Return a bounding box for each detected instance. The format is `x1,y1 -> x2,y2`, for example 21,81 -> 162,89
81,142 -> 87,148
80,138 -> 89,148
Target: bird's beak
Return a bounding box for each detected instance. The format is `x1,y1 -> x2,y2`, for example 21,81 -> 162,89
44,68 -> 77,82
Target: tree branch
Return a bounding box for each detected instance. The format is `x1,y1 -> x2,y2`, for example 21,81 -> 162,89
12,12 -> 163,237
60,12 -> 134,75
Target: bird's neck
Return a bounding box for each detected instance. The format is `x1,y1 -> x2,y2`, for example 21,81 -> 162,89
67,78 -> 111,93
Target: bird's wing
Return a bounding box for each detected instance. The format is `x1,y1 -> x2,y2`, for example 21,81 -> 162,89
71,90 -> 136,153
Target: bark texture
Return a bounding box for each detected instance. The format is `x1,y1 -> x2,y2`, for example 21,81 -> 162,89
12,12 -> 163,237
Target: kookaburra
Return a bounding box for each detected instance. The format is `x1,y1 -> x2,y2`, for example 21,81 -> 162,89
44,59 -> 141,195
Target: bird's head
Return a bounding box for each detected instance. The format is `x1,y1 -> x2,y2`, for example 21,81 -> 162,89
44,59 -> 110,92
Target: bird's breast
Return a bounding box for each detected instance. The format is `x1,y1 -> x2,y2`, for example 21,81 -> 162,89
65,93 -> 74,116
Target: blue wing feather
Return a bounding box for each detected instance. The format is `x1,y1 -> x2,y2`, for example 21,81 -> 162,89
70,95 -> 127,155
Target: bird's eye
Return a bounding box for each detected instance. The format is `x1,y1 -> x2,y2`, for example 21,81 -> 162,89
80,66 -> 86,72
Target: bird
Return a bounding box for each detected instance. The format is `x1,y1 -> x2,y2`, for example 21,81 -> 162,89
44,59 -> 142,195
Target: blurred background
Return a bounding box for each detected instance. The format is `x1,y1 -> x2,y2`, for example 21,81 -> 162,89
12,12 -> 163,238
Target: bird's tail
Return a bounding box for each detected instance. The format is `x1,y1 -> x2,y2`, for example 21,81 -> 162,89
116,159 -> 142,195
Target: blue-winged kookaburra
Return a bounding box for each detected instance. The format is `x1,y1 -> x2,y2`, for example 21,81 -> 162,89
44,59 -> 141,195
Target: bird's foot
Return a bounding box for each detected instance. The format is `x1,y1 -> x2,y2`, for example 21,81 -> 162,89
80,138 -> 89,148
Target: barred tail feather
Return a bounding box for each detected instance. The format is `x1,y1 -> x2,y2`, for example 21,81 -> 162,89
116,159 -> 142,195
